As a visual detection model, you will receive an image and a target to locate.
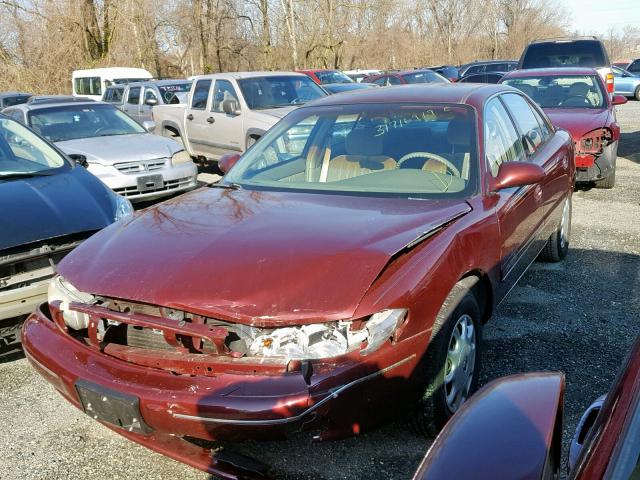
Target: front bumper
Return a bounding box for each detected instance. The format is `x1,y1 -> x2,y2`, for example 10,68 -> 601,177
87,161 -> 198,201
0,271 -> 51,320
23,303 -> 420,473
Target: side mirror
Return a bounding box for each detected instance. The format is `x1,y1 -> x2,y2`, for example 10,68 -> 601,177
218,153 -> 241,173
142,120 -> 156,133
612,95 -> 628,106
491,162 -> 545,191
222,99 -> 240,115
68,153 -> 88,168
144,97 -> 158,106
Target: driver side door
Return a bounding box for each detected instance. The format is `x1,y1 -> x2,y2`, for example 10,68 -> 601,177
123,87 -> 141,122
208,79 -> 244,158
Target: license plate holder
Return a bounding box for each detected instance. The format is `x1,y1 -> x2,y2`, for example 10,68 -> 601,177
75,380 -> 152,434
137,174 -> 163,192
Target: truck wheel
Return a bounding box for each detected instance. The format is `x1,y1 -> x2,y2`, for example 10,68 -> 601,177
540,195 -> 571,262
410,283 -> 482,437
595,168 -> 616,189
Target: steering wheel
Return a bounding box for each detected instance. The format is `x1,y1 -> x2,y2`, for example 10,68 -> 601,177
396,151 -> 461,177
559,96 -> 590,107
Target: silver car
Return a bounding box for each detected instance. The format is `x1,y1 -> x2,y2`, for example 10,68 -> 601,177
2,100 -> 197,202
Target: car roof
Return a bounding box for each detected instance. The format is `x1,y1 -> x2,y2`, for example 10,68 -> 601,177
502,67 -> 599,79
18,100 -> 106,111
302,83 -> 512,107
124,79 -> 192,88
529,36 -> 599,44
194,71 -> 307,80
0,91 -> 32,98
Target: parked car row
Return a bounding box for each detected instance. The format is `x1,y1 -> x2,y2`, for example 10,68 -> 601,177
2,34 -> 637,480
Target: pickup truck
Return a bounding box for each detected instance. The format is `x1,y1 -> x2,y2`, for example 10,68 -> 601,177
118,80 -> 192,124
151,71 -> 326,162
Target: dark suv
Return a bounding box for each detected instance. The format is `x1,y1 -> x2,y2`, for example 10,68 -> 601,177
457,61 -> 517,78
519,37 -> 613,93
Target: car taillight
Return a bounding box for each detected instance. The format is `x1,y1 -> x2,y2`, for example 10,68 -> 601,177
606,72 -> 614,93
577,128 -> 612,154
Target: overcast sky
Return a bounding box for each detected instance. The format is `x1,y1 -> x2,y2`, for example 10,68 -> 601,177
561,0 -> 640,34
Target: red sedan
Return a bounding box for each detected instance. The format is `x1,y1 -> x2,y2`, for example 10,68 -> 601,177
298,69 -> 354,85
23,84 -> 573,478
414,335 -> 640,480
501,67 -> 627,188
362,68 -> 449,86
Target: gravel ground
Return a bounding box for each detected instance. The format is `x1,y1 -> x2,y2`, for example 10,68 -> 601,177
1,101 -> 639,480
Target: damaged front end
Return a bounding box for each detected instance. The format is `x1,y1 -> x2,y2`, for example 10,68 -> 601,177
574,127 -> 617,183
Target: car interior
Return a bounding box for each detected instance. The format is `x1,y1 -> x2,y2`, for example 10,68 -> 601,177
236,108 -> 476,195
506,76 -> 605,108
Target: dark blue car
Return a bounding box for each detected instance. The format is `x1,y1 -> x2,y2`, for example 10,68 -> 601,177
0,114 -> 132,354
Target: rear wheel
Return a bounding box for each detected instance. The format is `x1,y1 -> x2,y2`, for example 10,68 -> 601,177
410,283 -> 482,437
634,86 -> 640,101
540,195 -> 571,262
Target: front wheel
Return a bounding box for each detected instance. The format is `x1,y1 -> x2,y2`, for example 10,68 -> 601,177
540,195 -> 571,262
410,283 -> 482,437
634,86 -> 640,101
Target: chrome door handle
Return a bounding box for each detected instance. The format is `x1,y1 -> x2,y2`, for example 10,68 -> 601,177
186,114 -> 194,121
206,117 -> 215,124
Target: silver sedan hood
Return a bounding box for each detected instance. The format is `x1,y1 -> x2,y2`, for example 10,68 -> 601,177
55,134 -> 181,166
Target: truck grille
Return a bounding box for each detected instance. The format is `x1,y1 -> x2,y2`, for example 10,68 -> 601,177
113,176 -> 194,198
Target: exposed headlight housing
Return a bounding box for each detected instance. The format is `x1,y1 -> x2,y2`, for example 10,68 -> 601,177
171,150 -> 192,165
249,309 -> 407,360
47,276 -> 95,330
114,195 -> 133,221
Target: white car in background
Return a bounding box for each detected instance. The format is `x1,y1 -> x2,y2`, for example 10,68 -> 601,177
2,99 -> 197,202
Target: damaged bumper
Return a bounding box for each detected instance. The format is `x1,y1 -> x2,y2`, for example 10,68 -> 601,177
575,136 -> 618,184
23,303 -> 419,472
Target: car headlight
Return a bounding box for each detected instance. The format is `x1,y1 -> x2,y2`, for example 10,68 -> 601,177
171,150 -> 192,165
114,195 -> 133,221
47,276 -> 95,330
249,309 -> 407,360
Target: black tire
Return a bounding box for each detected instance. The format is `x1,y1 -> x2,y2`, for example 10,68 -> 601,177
0,316 -> 25,360
410,283 -> 482,437
540,196 -> 571,262
635,86 -> 640,102
595,166 -> 616,189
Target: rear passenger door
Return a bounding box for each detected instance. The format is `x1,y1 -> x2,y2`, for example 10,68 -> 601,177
501,93 -> 571,242
484,96 -> 544,289
185,78 -> 214,158
123,86 -> 141,121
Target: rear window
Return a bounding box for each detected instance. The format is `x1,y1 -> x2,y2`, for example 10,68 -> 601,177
402,71 -> 448,84
520,40 -> 608,69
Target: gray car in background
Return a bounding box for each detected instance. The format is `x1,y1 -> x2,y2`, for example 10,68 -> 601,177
0,92 -> 32,108
2,100 -> 197,202
121,79 -> 192,124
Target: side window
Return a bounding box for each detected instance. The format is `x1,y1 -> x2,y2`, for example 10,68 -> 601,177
212,80 -> 240,112
191,79 -> 212,110
467,65 -> 481,75
500,93 -> 546,155
484,98 -> 526,176
628,60 -> 640,73
127,87 -> 141,105
388,76 -> 402,85
530,105 -> 553,143
144,88 -> 158,104
372,76 -> 387,86
103,89 -> 112,101
6,110 -> 24,123
112,88 -> 123,102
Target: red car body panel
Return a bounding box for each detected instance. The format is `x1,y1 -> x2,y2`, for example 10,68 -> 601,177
298,69 -> 345,85
22,84 -> 575,475
413,372 -> 565,480
500,68 -> 620,182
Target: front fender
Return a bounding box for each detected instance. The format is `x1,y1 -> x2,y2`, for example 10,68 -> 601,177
413,372 -> 565,480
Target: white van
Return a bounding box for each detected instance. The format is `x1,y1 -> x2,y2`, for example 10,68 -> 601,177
72,67 -> 153,101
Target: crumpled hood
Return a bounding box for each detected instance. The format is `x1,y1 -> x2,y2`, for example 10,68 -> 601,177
59,188 -> 471,326
55,133 -> 181,166
544,108 -> 611,142
1,167 -> 116,251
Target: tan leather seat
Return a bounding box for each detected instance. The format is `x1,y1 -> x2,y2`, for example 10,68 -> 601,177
324,127 -> 395,182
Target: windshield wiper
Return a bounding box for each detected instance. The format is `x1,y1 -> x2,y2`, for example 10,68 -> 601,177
0,171 -> 55,179
206,182 -> 242,190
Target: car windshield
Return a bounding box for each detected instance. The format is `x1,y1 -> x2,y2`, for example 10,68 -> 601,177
225,103 -> 477,198
503,75 -> 606,109
315,71 -> 353,84
521,41 -> 606,69
237,76 -> 326,109
0,117 -> 67,177
158,83 -> 192,103
403,71 -> 449,84
28,103 -> 147,142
